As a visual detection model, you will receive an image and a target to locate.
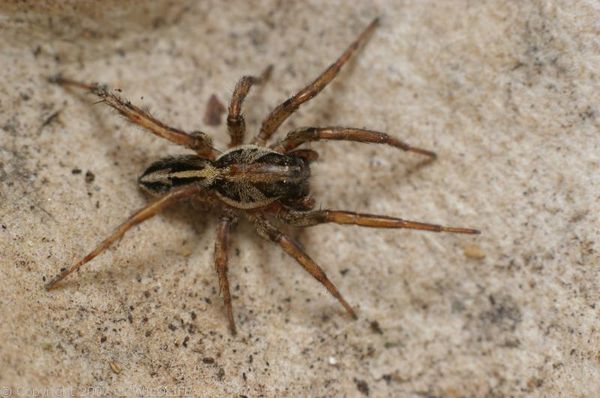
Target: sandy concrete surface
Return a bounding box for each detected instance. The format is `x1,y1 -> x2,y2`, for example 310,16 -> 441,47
1,1 -> 599,397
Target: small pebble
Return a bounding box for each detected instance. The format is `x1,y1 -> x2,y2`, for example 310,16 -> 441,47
109,361 -> 122,374
85,170 -> 95,183
464,243 -> 486,259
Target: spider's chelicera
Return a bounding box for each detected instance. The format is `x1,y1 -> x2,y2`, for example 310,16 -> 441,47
46,18 -> 479,335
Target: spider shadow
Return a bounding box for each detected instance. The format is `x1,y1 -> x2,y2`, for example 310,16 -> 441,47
55,194 -> 217,292
238,155 -> 437,324
57,83 -> 194,174
385,155 -> 436,179
312,145 -> 438,209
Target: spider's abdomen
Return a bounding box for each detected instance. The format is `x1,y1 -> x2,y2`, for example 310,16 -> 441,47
138,155 -> 215,196
213,145 -> 310,209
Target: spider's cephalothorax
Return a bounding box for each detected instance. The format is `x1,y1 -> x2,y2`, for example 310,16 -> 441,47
46,18 -> 480,335
139,146 -> 311,210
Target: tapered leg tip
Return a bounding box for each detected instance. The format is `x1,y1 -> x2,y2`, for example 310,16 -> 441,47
346,307 -> 358,320
443,226 -> 481,235
261,64 -> 274,81
47,74 -> 63,84
45,270 -> 70,290
45,279 -> 60,291
415,148 -> 437,159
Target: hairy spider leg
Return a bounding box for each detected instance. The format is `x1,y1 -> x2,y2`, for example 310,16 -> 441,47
286,148 -> 320,162
49,76 -> 217,158
45,185 -> 201,291
271,127 -> 437,158
253,17 -> 379,145
214,215 -> 237,335
252,216 -> 357,319
227,65 -> 273,147
278,209 -> 481,234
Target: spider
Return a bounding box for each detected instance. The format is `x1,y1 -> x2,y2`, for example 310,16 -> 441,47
46,18 -> 479,335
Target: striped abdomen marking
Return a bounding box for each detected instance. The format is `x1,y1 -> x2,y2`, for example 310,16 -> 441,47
138,155 -> 215,196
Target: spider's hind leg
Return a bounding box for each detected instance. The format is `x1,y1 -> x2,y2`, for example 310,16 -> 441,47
271,127 -> 436,159
49,76 -> 216,158
278,209 -> 480,234
250,215 -> 357,319
45,185 -> 200,291
214,215 -> 238,335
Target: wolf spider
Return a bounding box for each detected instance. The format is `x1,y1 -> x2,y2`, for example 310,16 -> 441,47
46,18 -> 479,335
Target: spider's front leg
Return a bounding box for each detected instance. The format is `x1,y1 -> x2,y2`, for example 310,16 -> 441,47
227,65 -> 272,147
253,18 -> 379,145
45,185 -> 202,291
271,127 -> 437,159
49,76 -> 217,158
277,209 -> 480,234
250,215 -> 357,319
214,215 -> 238,335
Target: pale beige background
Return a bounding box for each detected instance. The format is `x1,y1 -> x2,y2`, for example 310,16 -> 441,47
1,1 -> 599,397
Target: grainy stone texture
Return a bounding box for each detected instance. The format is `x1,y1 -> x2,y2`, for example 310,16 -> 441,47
1,1 -> 599,397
